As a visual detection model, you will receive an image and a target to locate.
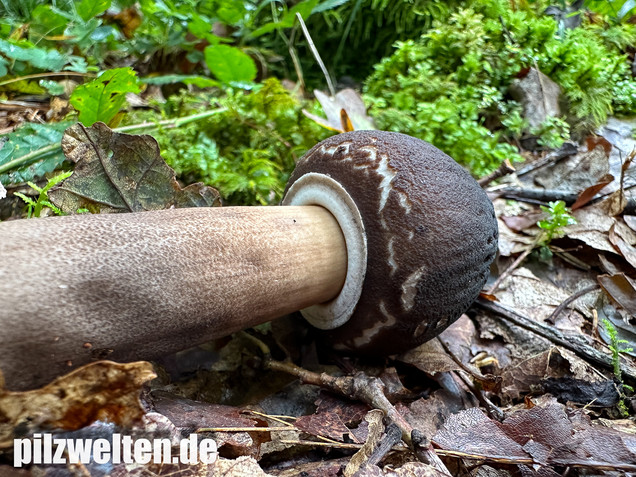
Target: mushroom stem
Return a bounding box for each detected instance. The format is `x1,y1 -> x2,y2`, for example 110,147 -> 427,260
0,205 -> 347,390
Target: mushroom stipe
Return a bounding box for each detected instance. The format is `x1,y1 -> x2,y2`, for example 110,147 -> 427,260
0,130 -> 497,390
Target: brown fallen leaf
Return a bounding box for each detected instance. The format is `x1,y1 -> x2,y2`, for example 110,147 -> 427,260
609,222 -> 636,270
49,122 -> 220,214
343,409 -> 384,477
210,456 -> 274,476
586,135 -> 613,157
598,272 -> 636,316
295,393 -> 369,444
571,173 -> 614,210
434,397 -> 636,470
151,390 -> 269,459
0,360 -> 155,448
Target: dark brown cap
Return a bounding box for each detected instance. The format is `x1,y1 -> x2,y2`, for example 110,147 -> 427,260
283,130 -> 498,355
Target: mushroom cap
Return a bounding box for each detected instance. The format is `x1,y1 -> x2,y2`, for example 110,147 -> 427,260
284,130 -> 498,354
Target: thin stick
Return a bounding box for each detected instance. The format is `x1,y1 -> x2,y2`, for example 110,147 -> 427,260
478,159 -> 515,187
295,13 -> 335,97
546,284 -> 600,324
474,297 -> 636,381
280,440 -> 362,449
0,71 -> 95,87
487,246 -> 533,294
196,427 -> 291,432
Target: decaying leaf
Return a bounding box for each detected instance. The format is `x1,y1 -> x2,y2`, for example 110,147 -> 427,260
609,222 -> 636,270
434,397 -> 636,469
49,122 -> 220,213
343,409 -> 384,477
302,89 -> 375,133
211,456 -> 273,476
0,360 -> 155,447
598,272 -> 636,316
295,393 -> 369,443
151,390 -> 268,458
571,173 -> 614,210
532,144 -> 610,194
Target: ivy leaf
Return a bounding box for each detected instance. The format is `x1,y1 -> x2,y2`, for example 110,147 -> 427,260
69,68 -> 141,127
0,122 -> 71,186
76,0 -> 112,22
204,45 -> 257,83
49,122 -> 221,214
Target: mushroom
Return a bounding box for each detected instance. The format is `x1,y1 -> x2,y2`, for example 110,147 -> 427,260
0,131 -> 497,390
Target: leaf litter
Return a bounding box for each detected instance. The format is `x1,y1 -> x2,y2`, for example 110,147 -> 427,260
2,120 -> 636,476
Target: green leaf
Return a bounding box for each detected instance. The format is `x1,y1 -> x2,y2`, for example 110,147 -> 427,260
76,0 -> 111,22
70,67 -> 141,126
39,79 -> 66,96
204,45 -> 257,83
0,38 -> 68,73
250,0 -> 318,37
29,4 -> 68,38
141,74 -> 220,88
0,122 -> 72,186
49,122 -> 221,213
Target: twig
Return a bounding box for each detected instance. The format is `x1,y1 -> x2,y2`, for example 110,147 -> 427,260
434,449 -> 636,471
515,142 -> 578,176
546,284 -> 600,324
474,297 -> 636,382
478,159 -> 515,187
295,13 -> 335,97
241,332 -> 450,474
0,108 -> 227,176
487,246 -> 534,294
0,71 -> 95,87
196,426 -> 291,432
280,439 -> 362,449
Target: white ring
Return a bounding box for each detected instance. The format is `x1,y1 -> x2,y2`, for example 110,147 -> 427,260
282,173 -> 367,329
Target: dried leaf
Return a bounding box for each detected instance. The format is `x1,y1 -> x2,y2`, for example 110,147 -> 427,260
302,89 -> 375,133
49,122 -> 220,213
598,273 -> 636,315
434,399 -> 636,469
624,215 -> 636,232
601,188 -> 628,216
210,456 -> 273,476
295,393 -> 369,443
585,135 -> 613,157
343,409 -> 384,477
500,211 -> 543,233
609,222 -> 636,269
0,361 -> 155,447
151,391 -> 268,458
571,173 -> 614,210
398,338 -> 460,375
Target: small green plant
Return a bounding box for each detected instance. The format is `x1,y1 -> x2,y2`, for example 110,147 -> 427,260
603,318 -> 634,415
535,200 -> 577,260
537,200 -> 577,243
532,116 -> 571,149
14,171 -> 73,218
